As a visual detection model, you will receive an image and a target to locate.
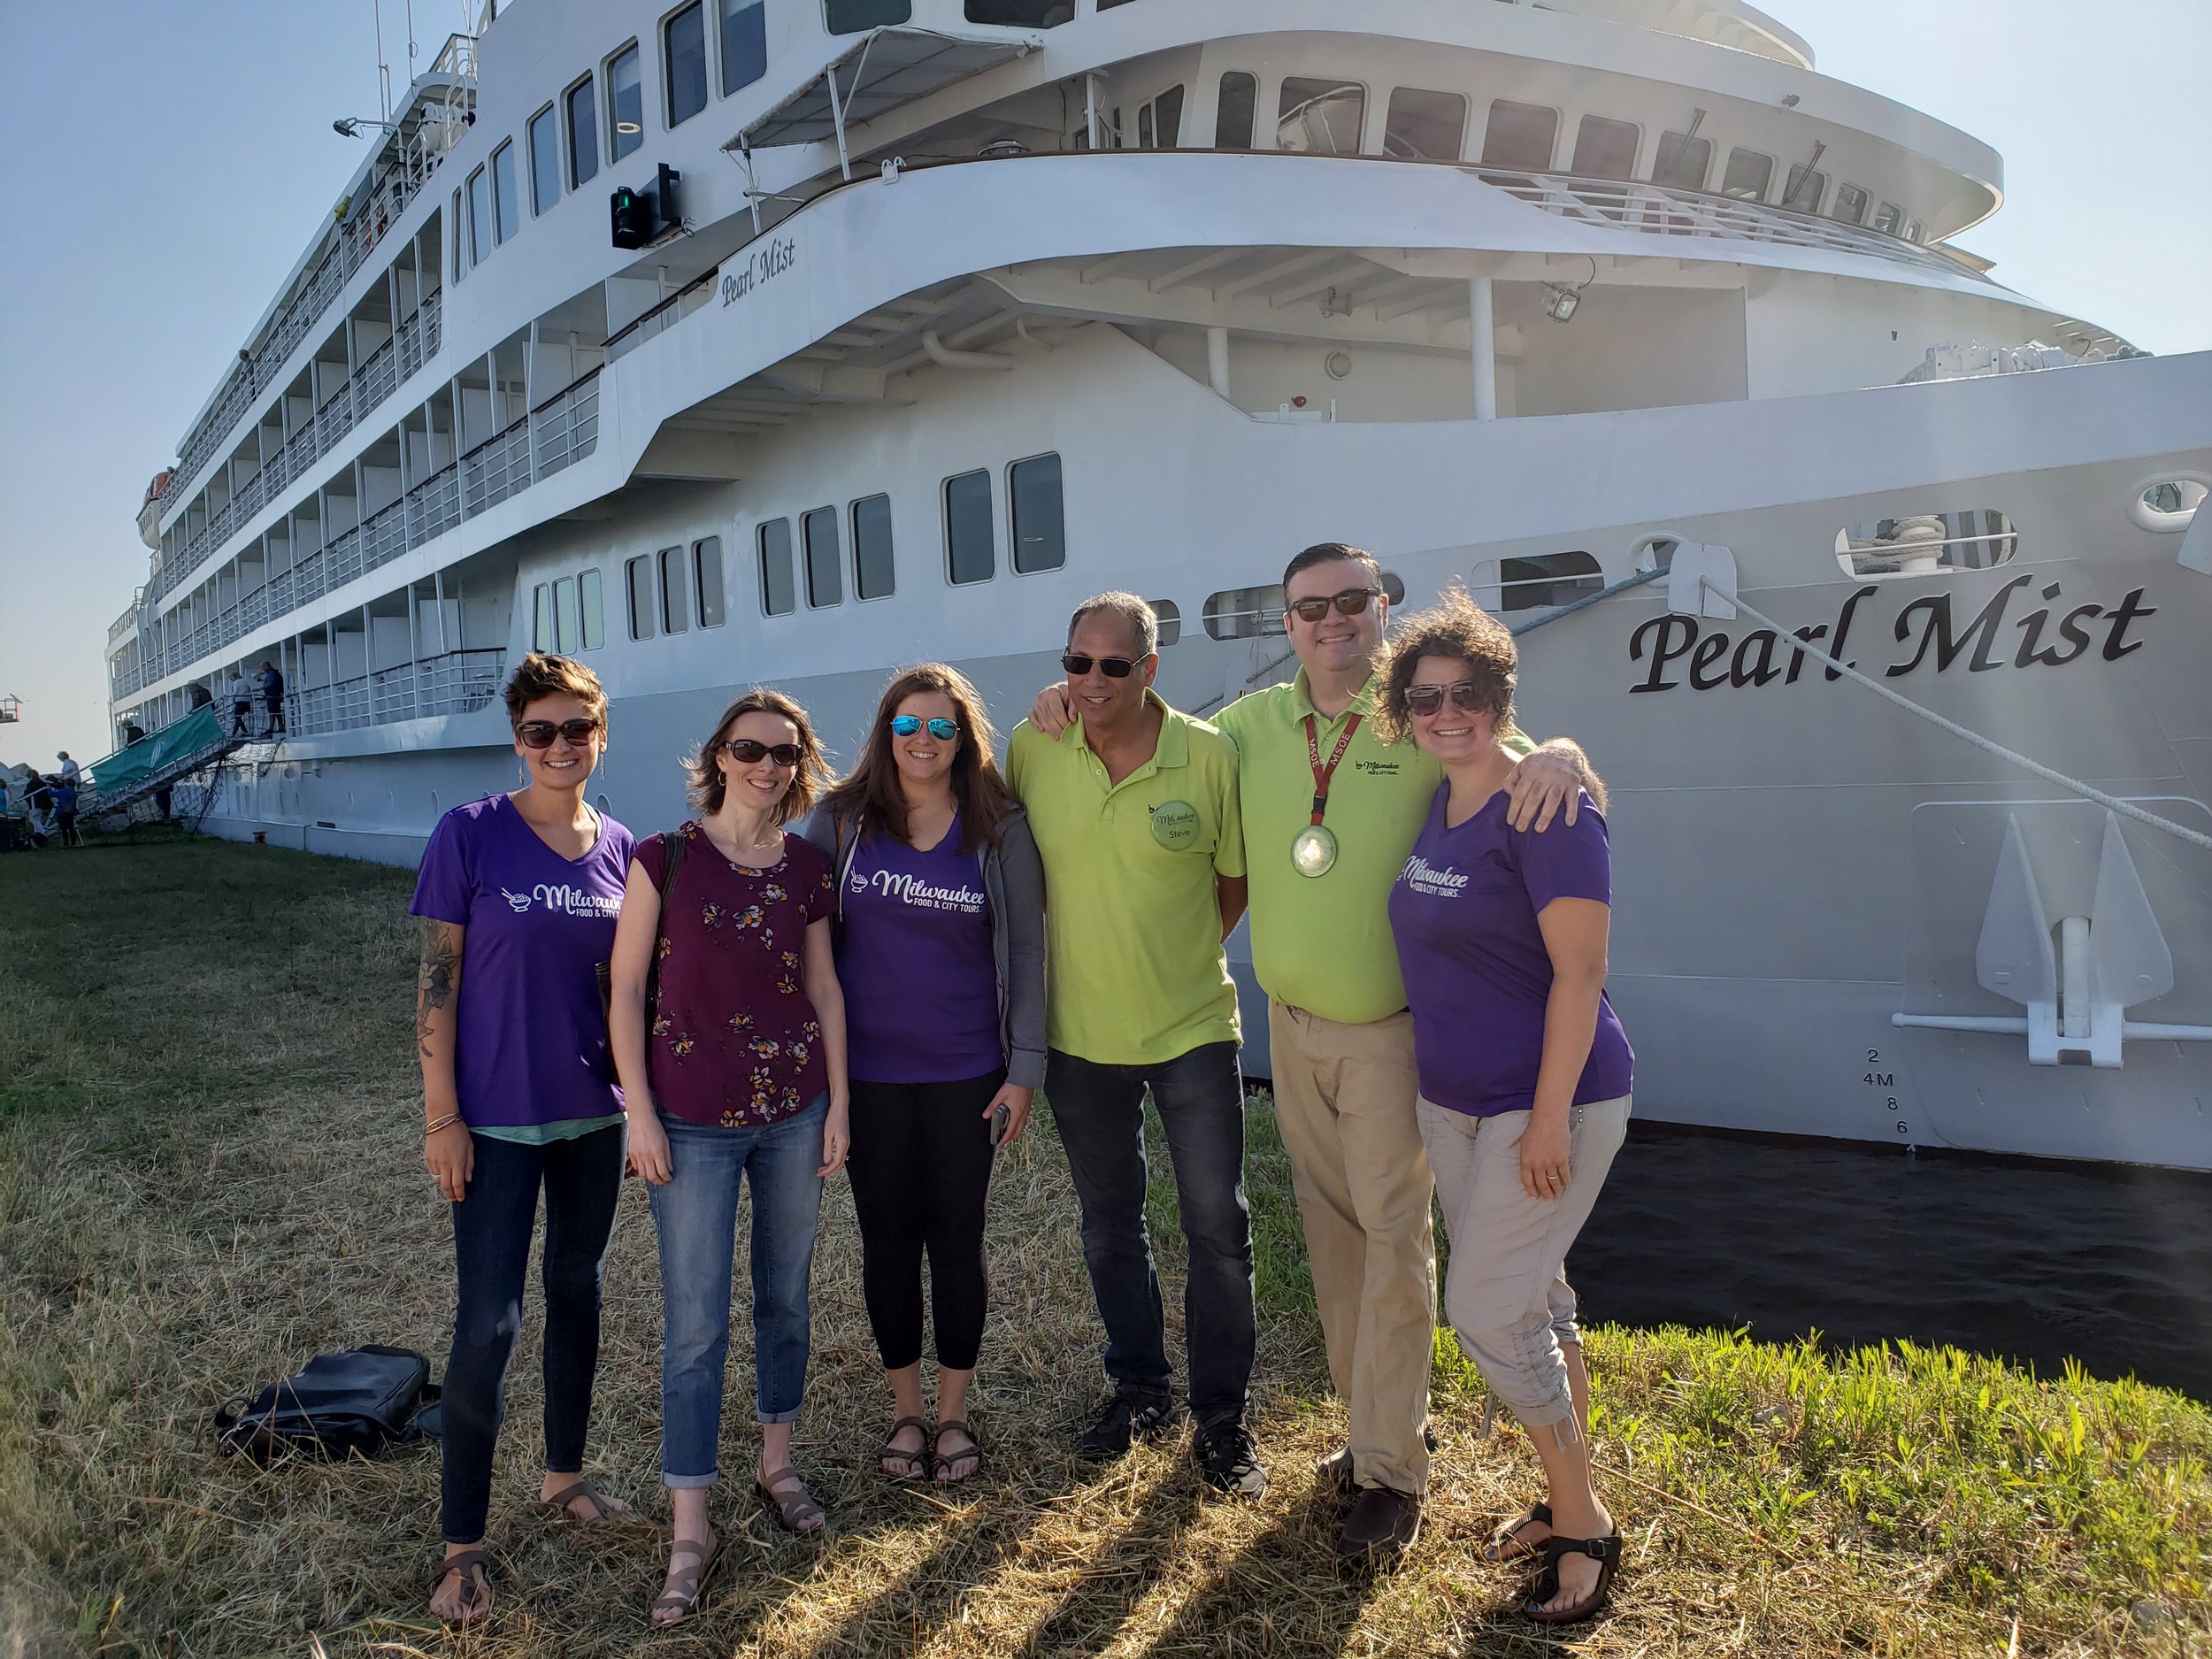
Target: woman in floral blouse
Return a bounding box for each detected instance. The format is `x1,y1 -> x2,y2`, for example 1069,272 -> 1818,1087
609,687 -> 849,1626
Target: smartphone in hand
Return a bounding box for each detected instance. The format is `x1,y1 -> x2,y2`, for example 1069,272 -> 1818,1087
989,1103 -> 1011,1147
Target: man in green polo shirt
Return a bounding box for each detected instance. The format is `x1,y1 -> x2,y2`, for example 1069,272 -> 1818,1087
1007,592 -> 1266,1498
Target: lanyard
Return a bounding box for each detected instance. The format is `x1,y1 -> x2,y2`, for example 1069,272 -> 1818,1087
1304,714 -> 1362,827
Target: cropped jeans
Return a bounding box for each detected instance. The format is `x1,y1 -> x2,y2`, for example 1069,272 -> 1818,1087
648,1099 -> 827,1489
1045,1041 -> 1256,1426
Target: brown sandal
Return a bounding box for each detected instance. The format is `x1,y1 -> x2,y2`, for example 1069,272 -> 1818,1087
649,1534 -> 723,1627
534,1477 -> 635,1525
427,1548 -> 493,1625
932,1419 -> 981,1485
879,1416 -> 931,1481
755,1464 -> 826,1534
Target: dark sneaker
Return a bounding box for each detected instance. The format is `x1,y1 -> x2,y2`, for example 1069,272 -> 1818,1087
1078,1390 -> 1176,1463
1337,1485 -> 1422,1562
1322,1423 -> 1440,1494
1194,1417 -> 1268,1498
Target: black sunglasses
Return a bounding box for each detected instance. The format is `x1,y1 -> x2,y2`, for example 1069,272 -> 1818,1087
516,718 -> 603,749
1404,680 -> 1487,718
725,738 -> 803,768
1062,653 -> 1141,679
1286,587 -> 1381,624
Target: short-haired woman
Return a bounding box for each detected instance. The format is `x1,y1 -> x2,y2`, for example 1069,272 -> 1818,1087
610,687 -> 849,1627
1379,591 -> 1634,1626
804,664 -> 1046,1486
411,653 -> 637,1626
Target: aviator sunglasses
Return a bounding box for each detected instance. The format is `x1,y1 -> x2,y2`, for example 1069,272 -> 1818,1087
1404,680 -> 1488,718
516,718 -> 603,749
724,738 -> 803,767
1286,587 -> 1382,625
1061,653 -> 1142,678
890,715 -> 960,740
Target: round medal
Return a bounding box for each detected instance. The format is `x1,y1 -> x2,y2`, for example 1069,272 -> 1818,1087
1292,823 -> 1339,878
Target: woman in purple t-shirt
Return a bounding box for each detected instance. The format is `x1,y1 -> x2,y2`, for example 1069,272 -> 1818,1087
409,653 -> 638,1626
804,664 -> 1047,1488
1379,591 -> 1634,1627
609,687 -> 849,1627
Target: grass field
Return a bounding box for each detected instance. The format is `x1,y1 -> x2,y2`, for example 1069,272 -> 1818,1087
2,835 -> 2207,1657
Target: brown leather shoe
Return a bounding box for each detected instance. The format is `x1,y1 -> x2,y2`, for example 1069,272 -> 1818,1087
1336,1485 -> 1422,1561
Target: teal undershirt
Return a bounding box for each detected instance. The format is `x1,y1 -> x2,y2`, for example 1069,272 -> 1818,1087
472,1112 -> 626,1146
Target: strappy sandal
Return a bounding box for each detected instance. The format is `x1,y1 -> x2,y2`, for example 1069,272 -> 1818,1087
649,1534 -> 723,1628
1521,1532 -> 1622,1625
932,1419 -> 981,1485
534,1477 -> 634,1525
427,1548 -> 494,1626
879,1415 -> 931,1481
1483,1500 -> 1553,1563
755,1464 -> 826,1535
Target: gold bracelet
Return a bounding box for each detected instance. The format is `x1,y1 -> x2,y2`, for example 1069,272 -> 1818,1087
425,1112 -> 463,1136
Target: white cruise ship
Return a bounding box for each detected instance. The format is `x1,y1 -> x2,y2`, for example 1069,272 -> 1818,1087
101,0 -> 2212,1168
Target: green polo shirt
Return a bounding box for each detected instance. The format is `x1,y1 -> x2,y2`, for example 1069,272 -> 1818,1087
1214,668 -> 1535,1026
1007,691 -> 1247,1066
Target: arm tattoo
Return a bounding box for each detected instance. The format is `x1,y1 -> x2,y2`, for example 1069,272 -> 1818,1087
417,920 -> 461,1059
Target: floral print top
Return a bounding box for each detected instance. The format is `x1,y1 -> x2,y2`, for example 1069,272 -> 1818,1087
635,822 -> 836,1128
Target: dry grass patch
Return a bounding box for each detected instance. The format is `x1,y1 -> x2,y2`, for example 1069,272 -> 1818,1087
2,840 -> 2207,1658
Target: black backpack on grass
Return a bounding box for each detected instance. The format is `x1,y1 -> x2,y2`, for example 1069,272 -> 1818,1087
213,1345 -> 440,1463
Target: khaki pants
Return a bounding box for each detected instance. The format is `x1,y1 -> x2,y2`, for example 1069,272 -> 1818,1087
1418,1094 -> 1630,1430
1268,1001 -> 1436,1495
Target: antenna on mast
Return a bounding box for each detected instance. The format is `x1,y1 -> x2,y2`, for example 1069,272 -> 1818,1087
373,0 -> 393,121
405,0 -> 418,78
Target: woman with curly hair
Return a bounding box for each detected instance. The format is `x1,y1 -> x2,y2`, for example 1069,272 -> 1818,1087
608,687 -> 849,1625
804,664 -> 1046,1486
1378,590 -> 1633,1627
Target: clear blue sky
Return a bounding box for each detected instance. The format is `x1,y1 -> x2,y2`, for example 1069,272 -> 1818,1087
3,0 -> 2207,766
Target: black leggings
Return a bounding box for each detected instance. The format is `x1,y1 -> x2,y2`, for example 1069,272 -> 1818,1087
846,1070 -> 1002,1371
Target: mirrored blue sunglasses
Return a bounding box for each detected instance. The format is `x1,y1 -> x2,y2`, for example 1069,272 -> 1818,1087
890,715 -> 959,741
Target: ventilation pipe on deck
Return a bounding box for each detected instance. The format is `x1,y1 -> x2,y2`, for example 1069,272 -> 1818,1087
1207,326 -> 1231,399
922,332 -> 1014,372
1469,277 -> 1497,419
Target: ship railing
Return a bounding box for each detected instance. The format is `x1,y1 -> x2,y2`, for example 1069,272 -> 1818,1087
604,273 -> 718,365
281,648 -> 504,738
108,605 -> 137,648
408,461 -> 463,545
532,369 -> 602,481
464,417 -> 534,516
357,333 -> 399,409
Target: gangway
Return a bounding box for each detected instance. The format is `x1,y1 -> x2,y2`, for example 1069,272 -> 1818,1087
81,706 -> 282,831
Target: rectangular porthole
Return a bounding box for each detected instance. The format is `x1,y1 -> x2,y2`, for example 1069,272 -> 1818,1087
566,77 -> 599,187
1149,599 -> 1182,649
1482,100 -> 1557,169
534,582 -> 555,649
720,0 -> 766,94
827,0 -> 910,33
945,470 -> 995,584
1215,72 -> 1257,148
665,3 -> 708,127
1653,129 -> 1711,190
695,535 -> 726,627
527,105 -> 561,215
579,569 -> 605,649
659,544 -> 691,632
465,165 -> 489,265
1277,78 -> 1365,155
1202,586 -> 1287,641
1010,454 -> 1065,574
1782,163 -> 1827,214
964,1 -> 1076,23
1384,88 -> 1467,161
1722,147 -> 1772,201
1836,511 -> 2017,580
609,43 -> 644,160
626,555 -> 656,639
1498,551 -> 1601,613
852,494 -> 895,600
803,507 -> 842,607
491,141 -> 519,244
1571,115 -> 1639,180
1832,182 -> 1870,226
553,576 -> 580,652
759,518 -> 795,615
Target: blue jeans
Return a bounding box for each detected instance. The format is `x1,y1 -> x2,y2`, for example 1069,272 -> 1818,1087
1045,1041 -> 1256,1425
442,1124 -> 625,1544
648,1099 -> 827,1488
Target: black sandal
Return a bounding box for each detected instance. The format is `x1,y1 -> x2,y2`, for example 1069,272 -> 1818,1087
932,1418 -> 981,1485
1521,1532 -> 1622,1624
1483,1500 -> 1552,1563
879,1415 -> 931,1481
427,1548 -> 494,1626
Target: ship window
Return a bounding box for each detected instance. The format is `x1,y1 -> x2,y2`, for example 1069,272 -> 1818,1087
1721,147 -> 1771,200
1834,511 -> 2017,580
1383,88 -> 1467,160
626,554 -> 656,639
609,43 -> 645,160
553,577 -> 580,652
1652,129 -> 1710,190
1202,586 -> 1286,641
945,470 -> 995,585
1832,182 -> 1870,226
719,0 -> 766,94
666,4 -> 708,127
1905,218 -> 1924,243
528,106 -> 561,214
1137,86 -> 1185,149
1571,115 -> 1638,180
449,188 -> 465,280
491,141 -> 519,244
1481,100 -> 1557,170
803,508 -> 843,607
826,0 -> 910,34
1781,162 -> 1826,213
533,582 -> 555,649
1215,72 -> 1256,148
1498,551 -> 1601,613
1010,453 -> 1065,573
659,544 -> 692,632
695,536 -> 726,626
964,0 -> 1077,23
565,77 -> 600,187
1277,79 -> 1366,155
465,165 -> 490,265
758,518 -> 795,615
852,494 -> 895,600
1149,599 -> 1181,649
579,568 -> 606,649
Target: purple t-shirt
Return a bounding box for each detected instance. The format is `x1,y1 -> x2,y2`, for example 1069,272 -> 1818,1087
836,815 -> 1002,1084
1388,785 -> 1633,1118
409,794 -> 635,1130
